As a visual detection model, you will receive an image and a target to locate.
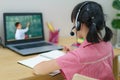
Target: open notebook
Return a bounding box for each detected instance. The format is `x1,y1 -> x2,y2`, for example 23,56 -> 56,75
18,50 -> 65,76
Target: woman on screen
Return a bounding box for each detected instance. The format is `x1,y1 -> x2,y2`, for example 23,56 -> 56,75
15,22 -> 30,40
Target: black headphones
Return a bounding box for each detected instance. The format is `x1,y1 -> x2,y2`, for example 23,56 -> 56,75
70,2 -> 90,36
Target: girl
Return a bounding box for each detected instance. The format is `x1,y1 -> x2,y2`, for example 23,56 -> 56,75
33,1 -> 114,80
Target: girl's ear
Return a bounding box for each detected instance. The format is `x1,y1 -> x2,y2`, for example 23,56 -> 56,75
80,23 -> 83,30
81,23 -> 87,31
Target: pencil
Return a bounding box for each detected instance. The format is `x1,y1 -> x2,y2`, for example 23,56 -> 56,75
47,22 -> 55,32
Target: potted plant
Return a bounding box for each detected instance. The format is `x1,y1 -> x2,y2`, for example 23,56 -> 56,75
112,0 -> 120,48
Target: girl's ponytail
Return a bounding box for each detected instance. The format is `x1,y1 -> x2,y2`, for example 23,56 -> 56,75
87,23 -> 100,43
103,26 -> 113,42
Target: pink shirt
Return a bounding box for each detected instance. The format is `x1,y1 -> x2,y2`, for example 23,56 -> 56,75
56,40 -> 114,80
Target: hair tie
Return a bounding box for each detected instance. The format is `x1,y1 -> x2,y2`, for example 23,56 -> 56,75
91,16 -> 95,20
92,22 -> 96,26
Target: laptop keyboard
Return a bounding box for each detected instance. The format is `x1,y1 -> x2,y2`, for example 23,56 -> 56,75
14,42 -> 52,50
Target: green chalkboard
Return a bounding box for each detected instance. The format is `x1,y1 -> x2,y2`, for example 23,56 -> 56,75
5,14 -> 43,41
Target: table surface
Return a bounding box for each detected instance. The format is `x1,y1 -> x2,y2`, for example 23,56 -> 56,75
0,37 -> 120,80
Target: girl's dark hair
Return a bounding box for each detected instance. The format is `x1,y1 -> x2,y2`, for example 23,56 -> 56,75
71,1 -> 113,43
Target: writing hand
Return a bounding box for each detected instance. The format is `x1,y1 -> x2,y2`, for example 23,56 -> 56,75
63,46 -> 72,53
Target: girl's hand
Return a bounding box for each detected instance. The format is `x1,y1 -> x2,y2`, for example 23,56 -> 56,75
63,46 -> 72,53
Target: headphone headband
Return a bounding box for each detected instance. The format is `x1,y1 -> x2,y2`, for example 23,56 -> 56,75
75,2 -> 90,31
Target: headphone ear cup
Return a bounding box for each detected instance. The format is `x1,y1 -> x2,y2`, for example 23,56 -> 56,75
76,21 -> 80,31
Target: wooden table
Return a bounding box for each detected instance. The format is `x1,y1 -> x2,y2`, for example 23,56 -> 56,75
0,37 -> 120,80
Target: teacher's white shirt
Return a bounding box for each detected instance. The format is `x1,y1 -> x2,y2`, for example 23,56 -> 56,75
15,27 -> 29,40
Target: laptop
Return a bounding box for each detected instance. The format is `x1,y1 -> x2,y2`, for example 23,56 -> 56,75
3,12 -> 62,55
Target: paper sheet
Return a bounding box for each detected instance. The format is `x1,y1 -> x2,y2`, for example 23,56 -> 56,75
40,50 -> 65,59
18,56 -> 50,68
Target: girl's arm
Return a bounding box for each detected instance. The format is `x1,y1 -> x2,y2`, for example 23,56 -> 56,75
33,59 -> 60,75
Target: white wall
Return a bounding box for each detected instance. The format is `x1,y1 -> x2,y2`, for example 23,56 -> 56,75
0,0 -> 117,45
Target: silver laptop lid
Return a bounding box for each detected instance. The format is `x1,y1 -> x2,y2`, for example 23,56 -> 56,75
3,13 -> 45,45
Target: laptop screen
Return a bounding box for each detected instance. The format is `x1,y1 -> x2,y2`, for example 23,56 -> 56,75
3,13 -> 45,45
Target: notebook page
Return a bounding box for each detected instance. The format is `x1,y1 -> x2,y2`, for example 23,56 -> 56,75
17,50 -> 65,76
18,55 -> 50,68
40,50 -> 65,59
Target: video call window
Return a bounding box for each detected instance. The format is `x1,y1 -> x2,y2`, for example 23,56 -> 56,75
4,13 -> 44,42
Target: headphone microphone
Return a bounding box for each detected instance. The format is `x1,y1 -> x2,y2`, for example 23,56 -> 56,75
70,26 -> 75,36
